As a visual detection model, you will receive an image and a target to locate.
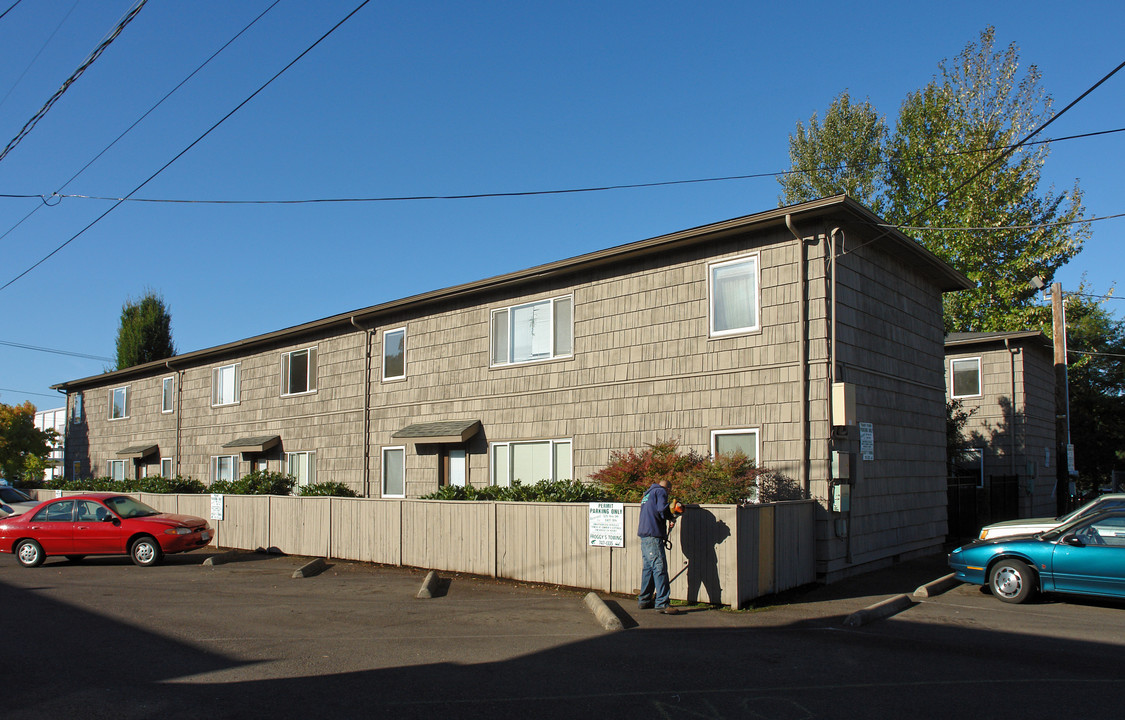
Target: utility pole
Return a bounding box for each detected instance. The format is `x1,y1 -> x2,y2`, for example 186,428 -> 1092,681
1052,282 -> 1072,515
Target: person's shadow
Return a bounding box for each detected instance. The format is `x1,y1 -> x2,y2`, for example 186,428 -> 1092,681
679,509 -> 731,605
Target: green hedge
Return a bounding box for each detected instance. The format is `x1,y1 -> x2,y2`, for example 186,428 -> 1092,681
421,479 -> 612,503
21,471 -> 359,498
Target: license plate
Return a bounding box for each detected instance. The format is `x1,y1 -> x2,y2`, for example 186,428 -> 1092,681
201,531 -> 210,541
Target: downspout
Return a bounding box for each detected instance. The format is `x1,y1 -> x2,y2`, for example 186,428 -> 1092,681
55,387 -> 68,480
784,214 -> 809,498
828,226 -> 851,563
166,361 -> 182,477
1004,338 -> 1017,476
351,317 -> 372,497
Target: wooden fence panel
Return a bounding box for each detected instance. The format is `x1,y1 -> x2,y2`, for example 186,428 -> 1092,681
329,497 -> 402,564
269,496 -> 331,558
400,500 -> 491,576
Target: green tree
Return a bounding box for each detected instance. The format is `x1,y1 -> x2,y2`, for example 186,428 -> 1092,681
1054,292 -> 1125,488
778,27 -> 1089,334
0,401 -> 55,482
116,290 -> 175,369
777,92 -> 888,214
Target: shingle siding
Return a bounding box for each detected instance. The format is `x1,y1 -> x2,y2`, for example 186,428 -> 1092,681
57,198 -> 968,580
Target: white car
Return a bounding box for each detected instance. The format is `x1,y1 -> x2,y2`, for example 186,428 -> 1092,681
978,493 -> 1125,540
0,485 -> 39,517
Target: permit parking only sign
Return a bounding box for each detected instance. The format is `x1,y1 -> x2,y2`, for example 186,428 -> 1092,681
589,502 -> 624,547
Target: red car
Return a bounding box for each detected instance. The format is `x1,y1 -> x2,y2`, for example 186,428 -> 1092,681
0,493 -> 213,567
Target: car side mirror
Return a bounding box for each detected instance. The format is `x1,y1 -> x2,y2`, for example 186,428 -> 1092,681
1062,533 -> 1085,547
103,515 -> 118,524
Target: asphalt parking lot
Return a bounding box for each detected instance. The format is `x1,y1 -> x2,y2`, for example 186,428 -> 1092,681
3,549 -> 1124,720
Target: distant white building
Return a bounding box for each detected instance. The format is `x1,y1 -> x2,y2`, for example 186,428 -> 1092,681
34,406 -> 66,480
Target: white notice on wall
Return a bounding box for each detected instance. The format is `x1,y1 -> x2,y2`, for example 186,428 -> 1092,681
589,502 -> 625,547
859,422 -> 875,461
210,493 -> 224,521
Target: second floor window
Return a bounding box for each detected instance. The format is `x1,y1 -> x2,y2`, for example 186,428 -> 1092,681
491,296 -> 573,366
710,254 -> 760,337
950,357 -> 982,398
109,387 -> 128,420
212,363 -> 241,406
282,348 -> 318,395
162,376 -> 175,413
383,329 -> 405,381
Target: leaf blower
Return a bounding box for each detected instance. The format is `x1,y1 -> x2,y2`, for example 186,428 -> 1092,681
663,498 -> 684,550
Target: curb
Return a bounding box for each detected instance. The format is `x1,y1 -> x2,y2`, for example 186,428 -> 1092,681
292,557 -> 327,579
583,592 -> 624,631
416,570 -> 441,599
912,573 -> 961,598
202,551 -> 242,566
843,594 -> 914,627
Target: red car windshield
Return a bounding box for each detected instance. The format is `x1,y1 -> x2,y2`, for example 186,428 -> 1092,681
103,496 -> 161,519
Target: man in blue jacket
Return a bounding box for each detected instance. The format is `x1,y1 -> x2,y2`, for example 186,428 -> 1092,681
637,479 -> 682,615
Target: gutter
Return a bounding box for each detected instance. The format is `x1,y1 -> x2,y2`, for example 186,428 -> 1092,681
351,317 -> 373,497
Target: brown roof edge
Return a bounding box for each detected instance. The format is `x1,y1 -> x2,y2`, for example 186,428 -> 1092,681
53,196 -> 970,391
945,330 -> 1052,349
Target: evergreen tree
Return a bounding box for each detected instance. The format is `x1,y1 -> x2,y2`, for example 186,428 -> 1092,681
115,290 -> 175,369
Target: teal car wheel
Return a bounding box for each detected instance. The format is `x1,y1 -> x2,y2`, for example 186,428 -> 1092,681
989,559 -> 1036,604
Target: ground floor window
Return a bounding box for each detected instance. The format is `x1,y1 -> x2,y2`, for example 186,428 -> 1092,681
161,457 -> 173,478
953,448 -> 984,488
383,446 -> 405,497
711,429 -> 759,464
286,451 -> 317,489
107,459 -> 128,481
212,455 -> 238,484
490,439 -> 571,487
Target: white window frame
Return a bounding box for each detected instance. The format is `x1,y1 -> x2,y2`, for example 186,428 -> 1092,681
709,253 -> 761,337
281,347 -> 318,396
161,376 -> 175,414
382,328 -> 406,381
490,295 -> 573,367
490,438 -> 572,487
108,386 -> 128,420
950,357 -> 982,399
382,446 -> 406,498
160,457 -> 174,478
711,428 -> 760,463
285,451 -> 317,489
71,393 -> 83,424
212,363 -> 241,407
107,459 -> 128,481
956,448 -> 985,489
211,455 -> 238,484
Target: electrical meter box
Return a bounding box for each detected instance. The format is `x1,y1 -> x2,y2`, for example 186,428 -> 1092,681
831,451 -> 851,481
832,382 -> 856,427
831,483 -> 851,513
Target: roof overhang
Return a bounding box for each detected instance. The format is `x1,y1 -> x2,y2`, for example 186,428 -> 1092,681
945,330 -> 1052,351
51,196 -> 973,393
117,444 -> 158,459
392,420 -> 481,444
222,435 -> 281,453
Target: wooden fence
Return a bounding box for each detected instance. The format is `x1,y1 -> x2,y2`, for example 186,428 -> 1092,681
32,491 -> 817,608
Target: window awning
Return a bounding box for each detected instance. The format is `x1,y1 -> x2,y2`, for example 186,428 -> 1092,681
117,444 -> 158,459
392,420 -> 481,444
222,435 -> 281,453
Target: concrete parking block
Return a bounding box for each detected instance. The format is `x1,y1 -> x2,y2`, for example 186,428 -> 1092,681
843,593 -> 914,627
292,557 -> 327,578
583,592 -> 624,631
416,570 -> 440,598
913,573 -> 961,598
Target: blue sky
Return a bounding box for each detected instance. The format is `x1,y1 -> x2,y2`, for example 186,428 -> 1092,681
1,0 -> 1122,410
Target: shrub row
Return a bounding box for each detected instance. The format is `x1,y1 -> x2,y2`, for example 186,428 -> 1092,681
19,471 -> 358,497
420,478 -> 612,503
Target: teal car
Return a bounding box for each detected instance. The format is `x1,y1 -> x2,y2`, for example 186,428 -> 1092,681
949,509 -> 1125,604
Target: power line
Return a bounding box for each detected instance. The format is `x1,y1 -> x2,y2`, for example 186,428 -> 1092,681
0,0 -> 281,245
0,0 -> 148,165
889,212 -> 1125,232
842,59 -> 1125,257
0,0 -> 23,22
0,0 -> 81,113
0,339 -> 113,362
0,0 -> 372,293
3,126 -> 1122,207
0,387 -> 61,400
1069,349 -> 1125,360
